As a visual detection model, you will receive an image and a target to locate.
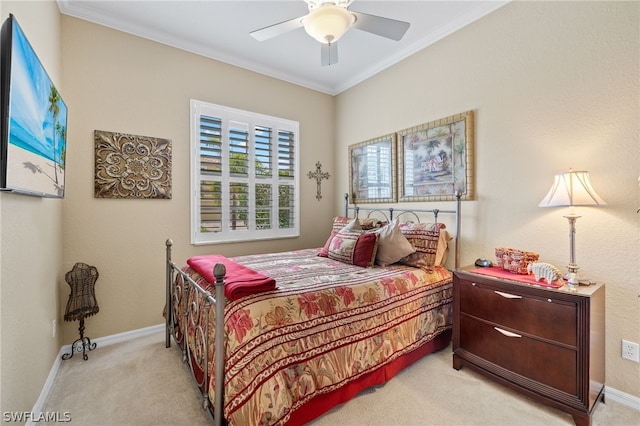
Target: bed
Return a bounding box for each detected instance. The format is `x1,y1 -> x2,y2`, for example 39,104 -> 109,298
165,193 -> 462,425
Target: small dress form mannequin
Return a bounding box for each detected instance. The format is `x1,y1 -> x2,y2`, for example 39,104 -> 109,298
62,263 -> 99,361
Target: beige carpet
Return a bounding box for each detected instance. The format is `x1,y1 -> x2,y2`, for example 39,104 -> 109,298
43,332 -> 639,426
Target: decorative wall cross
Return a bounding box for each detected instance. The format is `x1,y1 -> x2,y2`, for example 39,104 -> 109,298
307,161 -> 330,201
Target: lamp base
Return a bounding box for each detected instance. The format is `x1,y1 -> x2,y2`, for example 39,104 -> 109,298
564,263 -> 580,290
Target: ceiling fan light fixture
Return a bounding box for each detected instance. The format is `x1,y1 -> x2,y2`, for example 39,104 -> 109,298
303,4 -> 354,44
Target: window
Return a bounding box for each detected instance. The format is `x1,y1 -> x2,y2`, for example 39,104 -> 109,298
190,100 -> 299,244
365,143 -> 392,199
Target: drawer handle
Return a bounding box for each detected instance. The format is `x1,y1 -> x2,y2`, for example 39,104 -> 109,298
494,327 -> 522,338
494,290 -> 522,299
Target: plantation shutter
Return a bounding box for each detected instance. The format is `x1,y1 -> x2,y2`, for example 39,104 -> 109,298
199,115 -> 222,233
254,125 -> 272,230
191,100 -> 299,244
278,129 -> 295,229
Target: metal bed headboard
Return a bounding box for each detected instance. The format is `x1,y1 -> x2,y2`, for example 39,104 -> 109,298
343,192 -> 462,269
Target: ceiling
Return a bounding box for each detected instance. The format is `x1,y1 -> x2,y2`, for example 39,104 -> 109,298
57,1 -> 509,95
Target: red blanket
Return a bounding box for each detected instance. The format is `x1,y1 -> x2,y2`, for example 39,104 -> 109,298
187,254 -> 276,300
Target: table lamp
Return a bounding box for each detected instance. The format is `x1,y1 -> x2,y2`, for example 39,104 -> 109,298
538,170 -> 606,286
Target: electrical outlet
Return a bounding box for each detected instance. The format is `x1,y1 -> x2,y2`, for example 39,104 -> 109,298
52,320 -> 56,338
622,340 -> 639,362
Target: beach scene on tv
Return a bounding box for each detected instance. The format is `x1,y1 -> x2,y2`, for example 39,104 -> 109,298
5,18 -> 67,198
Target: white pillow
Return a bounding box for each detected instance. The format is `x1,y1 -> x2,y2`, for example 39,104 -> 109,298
340,218 -> 362,232
375,219 -> 416,266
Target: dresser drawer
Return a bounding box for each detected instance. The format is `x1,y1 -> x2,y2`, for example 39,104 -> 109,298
459,315 -> 577,395
458,278 -> 577,346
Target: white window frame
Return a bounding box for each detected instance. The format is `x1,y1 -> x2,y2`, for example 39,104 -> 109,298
190,99 -> 300,245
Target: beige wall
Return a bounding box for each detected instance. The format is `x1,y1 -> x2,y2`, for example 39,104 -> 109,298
0,0 -> 63,415
335,1 -> 639,397
59,17 -> 335,341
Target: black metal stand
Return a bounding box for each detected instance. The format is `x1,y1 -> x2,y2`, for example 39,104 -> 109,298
61,318 -> 97,361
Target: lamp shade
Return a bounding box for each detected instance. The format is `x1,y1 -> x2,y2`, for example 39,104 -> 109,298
538,170 -> 606,207
303,4 -> 354,44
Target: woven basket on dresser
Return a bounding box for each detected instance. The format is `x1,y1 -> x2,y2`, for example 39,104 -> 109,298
495,247 -> 539,275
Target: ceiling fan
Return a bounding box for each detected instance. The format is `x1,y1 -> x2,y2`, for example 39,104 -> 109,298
249,0 -> 410,66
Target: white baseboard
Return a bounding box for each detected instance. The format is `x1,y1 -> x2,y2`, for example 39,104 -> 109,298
30,323 -> 640,423
605,385 -> 640,411
28,323 -> 165,425
82,323 -> 164,349
27,348 -> 65,426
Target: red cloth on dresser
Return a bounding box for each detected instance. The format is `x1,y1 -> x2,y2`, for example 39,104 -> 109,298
469,266 -> 564,288
187,254 -> 276,300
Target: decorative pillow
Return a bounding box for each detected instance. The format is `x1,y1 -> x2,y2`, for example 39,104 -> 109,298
318,231 -> 337,257
435,229 -> 453,267
374,219 -> 416,266
398,222 -> 441,270
341,218 -> 362,232
327,230 -> 379,267
319,219 -> 363,257
331,216 -> 362,232
360,218 -> 386,230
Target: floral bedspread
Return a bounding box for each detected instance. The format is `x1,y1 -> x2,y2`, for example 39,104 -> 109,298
174,248 -> 452,425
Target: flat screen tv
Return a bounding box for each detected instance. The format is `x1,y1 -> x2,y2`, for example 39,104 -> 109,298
0,14 -> 67,198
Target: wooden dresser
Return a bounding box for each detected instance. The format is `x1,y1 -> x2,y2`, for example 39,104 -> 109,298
453,269 -> 605,426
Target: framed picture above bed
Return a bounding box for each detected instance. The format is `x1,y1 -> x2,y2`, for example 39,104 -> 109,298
397,110 -> 474,202
348,133 -> 396,204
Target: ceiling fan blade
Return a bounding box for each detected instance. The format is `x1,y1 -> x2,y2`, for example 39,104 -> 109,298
321,42 -> 339,66
351,11 -> 410,41
250,16 -> 305,41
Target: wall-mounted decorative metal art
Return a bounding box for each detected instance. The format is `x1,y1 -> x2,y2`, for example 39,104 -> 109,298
307,161 -> 330,201
94,130 -> 172,199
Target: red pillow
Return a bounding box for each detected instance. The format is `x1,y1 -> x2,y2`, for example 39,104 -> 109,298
322,230 -> 379,267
